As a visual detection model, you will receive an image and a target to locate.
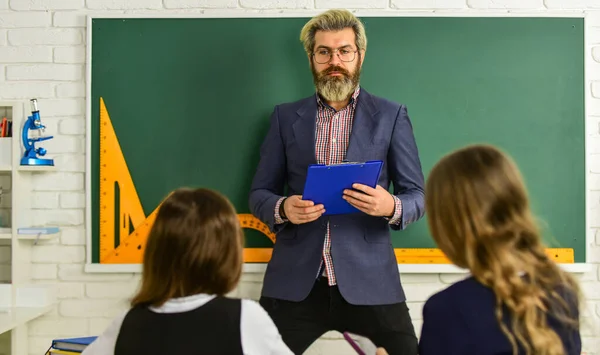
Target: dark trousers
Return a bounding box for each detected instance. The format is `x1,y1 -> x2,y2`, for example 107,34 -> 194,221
259,276 -> 418,355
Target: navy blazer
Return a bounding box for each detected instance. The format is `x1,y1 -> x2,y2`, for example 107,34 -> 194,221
419,276 -> 582,355
248,88 -> 425,305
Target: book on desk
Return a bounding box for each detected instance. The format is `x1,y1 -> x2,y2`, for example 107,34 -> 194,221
46,336 -> 97,354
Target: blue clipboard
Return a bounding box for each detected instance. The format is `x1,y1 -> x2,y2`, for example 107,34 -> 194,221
302,160 -> 383,216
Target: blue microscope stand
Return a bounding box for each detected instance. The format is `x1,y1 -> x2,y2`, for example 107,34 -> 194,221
20,99 -> 54,166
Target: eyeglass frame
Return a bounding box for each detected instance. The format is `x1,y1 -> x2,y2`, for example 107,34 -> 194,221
311,45 -> 360,64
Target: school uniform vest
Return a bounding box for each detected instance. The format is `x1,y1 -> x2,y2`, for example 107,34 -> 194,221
114,297 -> 243,355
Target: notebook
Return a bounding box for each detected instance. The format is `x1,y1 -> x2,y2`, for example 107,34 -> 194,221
51,336 -> 97,352
48,349 -> 80,355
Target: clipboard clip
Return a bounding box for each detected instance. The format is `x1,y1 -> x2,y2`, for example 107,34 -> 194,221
327,160 -> 362,166
326,160 -> 379,167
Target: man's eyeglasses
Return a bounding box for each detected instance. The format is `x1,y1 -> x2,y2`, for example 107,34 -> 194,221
312,48 -> 358,64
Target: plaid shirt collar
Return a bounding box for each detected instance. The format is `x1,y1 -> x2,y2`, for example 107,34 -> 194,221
316,85 -> 361,110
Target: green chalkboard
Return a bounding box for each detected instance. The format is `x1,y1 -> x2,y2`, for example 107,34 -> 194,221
90,16 -> 585,264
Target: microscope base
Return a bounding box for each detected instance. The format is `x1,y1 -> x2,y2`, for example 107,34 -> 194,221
20,157 -> 54,166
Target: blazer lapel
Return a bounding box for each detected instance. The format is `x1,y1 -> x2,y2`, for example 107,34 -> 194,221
292,96 -> 318,164
346,89 -> 378,162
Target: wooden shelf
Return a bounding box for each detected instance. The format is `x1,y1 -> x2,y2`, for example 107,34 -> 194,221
17,165 -> 56,172
0,228 -> 10,240
16,227 -> 60,243
0,229 -> 61,241
0,305 -> 54,335
0,283 -> 56,334
17,233 -> 59,242
0,101 -> 61,354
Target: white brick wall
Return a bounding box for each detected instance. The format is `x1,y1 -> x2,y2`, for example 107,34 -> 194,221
467,0 -> 545,9
163,0 -> 238,9
390,0 -> 465,9
0,1 -> 598,354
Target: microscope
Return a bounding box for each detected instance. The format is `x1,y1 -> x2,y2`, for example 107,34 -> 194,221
20,99 -> 54,166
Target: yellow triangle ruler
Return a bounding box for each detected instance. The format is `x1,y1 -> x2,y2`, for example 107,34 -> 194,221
98,97 -> 275,264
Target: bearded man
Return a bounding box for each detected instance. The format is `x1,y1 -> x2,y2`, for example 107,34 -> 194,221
248,9 -> 425,355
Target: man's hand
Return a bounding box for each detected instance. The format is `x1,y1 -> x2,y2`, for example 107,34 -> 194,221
342,184 -> 395,217
283,195 -> 325,224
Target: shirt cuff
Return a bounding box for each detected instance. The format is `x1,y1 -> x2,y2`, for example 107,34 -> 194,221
274,196 -> 287,224
386,195 -> 402,225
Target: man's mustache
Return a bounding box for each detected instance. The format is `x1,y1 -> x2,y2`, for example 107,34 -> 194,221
321,66 -> 350,77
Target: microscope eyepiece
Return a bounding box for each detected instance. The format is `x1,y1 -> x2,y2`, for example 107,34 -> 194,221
30,98 -> 38,112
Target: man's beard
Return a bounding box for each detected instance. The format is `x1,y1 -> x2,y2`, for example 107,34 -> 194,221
312,63 -> 361,102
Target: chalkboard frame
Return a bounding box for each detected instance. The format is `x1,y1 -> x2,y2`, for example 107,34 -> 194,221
83,12 -> 593,274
